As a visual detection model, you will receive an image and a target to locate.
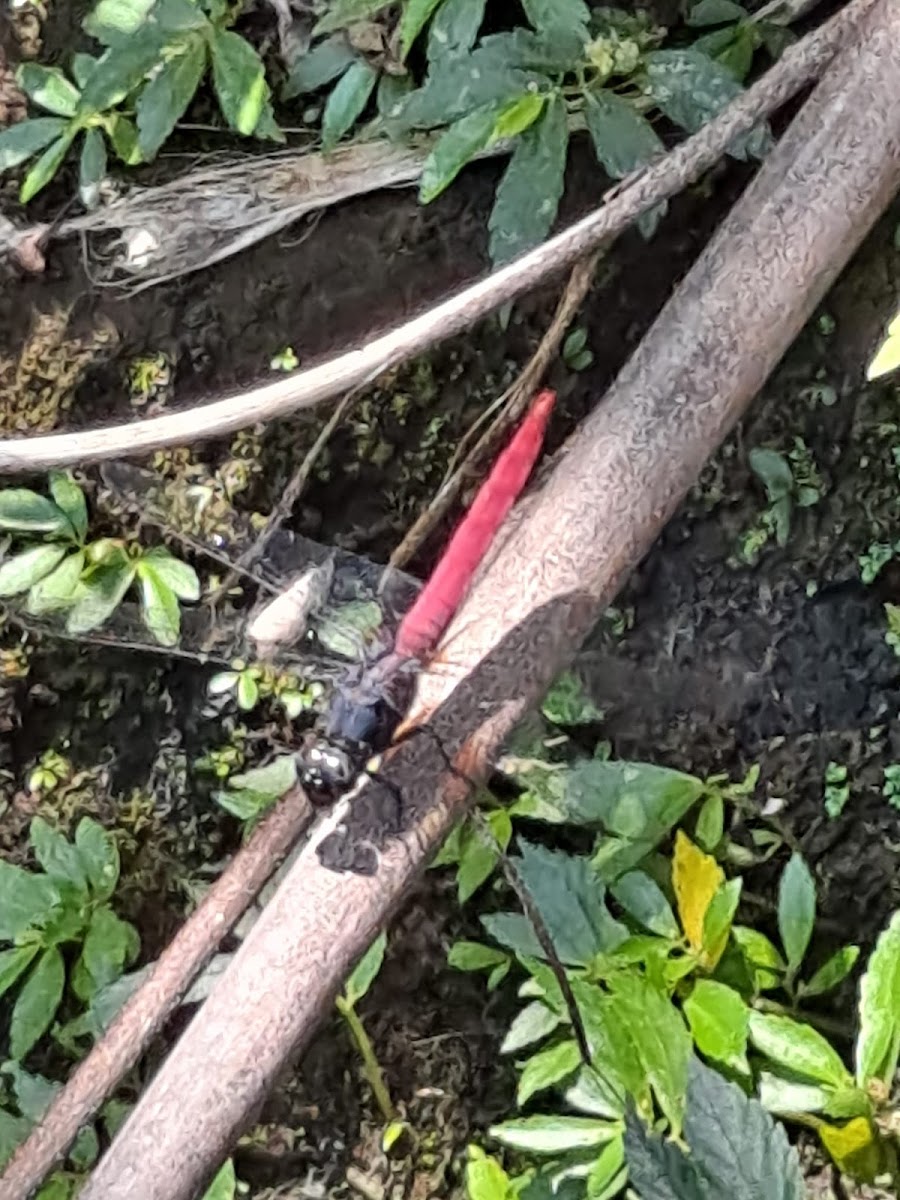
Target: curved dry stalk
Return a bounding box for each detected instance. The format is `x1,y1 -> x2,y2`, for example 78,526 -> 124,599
23,6 -> 896,1197
0,0 -> 872,475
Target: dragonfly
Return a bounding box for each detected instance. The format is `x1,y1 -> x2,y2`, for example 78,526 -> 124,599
7,390 -> 557,801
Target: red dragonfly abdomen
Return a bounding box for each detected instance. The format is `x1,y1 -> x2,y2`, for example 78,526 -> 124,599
393,389 -> 556,662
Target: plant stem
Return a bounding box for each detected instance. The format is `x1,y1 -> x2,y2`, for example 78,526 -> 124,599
335,998 -> 395,1122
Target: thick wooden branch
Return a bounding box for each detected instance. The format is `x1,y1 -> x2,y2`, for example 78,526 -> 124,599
46,5 -> 900,1199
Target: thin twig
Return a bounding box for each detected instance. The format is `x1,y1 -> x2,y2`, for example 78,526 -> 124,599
0,0 -> 869,474
389,252 -> 604,570
0,787 -> 314,1200
207,385 -> 365,608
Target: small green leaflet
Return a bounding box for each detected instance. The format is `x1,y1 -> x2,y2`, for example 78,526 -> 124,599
17,63 -> 81,118
419,104 -> 498,203
283,37 -> 356,99
488,93 -> 568,267
209,29 -> 270,137
777,852 -> 816,973
0,119 -> 69,172
321,60 -> 379,150
137,38 -> 207,159
10,946 -> 66,1060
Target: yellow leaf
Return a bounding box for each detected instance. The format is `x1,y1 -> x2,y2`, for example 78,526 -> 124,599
867,308 -> 900,381
673,830 -> 724,955
817,1117 -> 890,1184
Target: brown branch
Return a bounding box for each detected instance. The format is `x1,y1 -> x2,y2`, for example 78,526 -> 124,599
31,6 -> 897,1197
0,788 -> 313,1200
0,0 -> 875,475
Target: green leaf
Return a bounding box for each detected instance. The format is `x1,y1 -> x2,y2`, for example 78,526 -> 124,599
610,870 -> 679,938
749,448 -> 793,502
565,1064 -> 624,1121
10,946 -> 66,1060
607,972 -> 692,1137
702,877 -> 741,962
83,0 -> 158,43
585,88 -> 663,182
215,787 -> 274,821
732,925 -> 785,992
81,906 -> 138,993
75,817 -> 120,899
200,1159 -> 237,1200
29,817 -> 88,891
448,940 -> 508,972
16,64 -> 81,117
427,0 -> 486,61
757,1071 -> 832,1117
137,563 -> 181,646
683,980 -> 748,1066
27,550 -> 85,616
777,852 -> 816,973
0,489 -> 73,535
501,1000 -> 561,1055
69,1124 -> 100,1170
465,1148 -> 514,1200
625,1057 -> 804,1200
321,59 -> 378,150
236,672 -> 259,710
79,126 -> 108,204
748,1011 -> 851,1088
587,1137 -> 627,1200
0,945 -> 40,1000
694,793 -> 724,852
139,548 -> 200,599
489,1114 -> 620,1156
488,93 -> 567,267
687,0 -> 749,25
419,104 -> 499,204
136,37 -> 207,159
65,560 -> 136,634
5,1062 -> 59,1122
0,119 -> 69,173
0,545 -> 69,599
0,861 -> 60,940
343,930 -> 386,1007
283,37 -> 356,99
71,53 -> 100,89
456,824 -> 501,903
20,130 -> 77,203
565,760 -> 704,880
521,0 -> 589,36
517,1039 -> 581,1106
400,0 -> 444,59
396,42 -> 544,130
313,0 -> 391,35
644,49 -> 770,161
540,669 -> 604,726
499,841 -> 628,964
229,756 -> 297,797
107,114 -> 142,164
0,1111 -> 31,1172
48,472 -> 88,543
798,945 -> 859,1000
78,36 -> 168,114
209,29 -> 270,137
856,908 -> 900,1087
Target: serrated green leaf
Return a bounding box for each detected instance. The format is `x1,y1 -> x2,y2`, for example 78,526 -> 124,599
799,945 -> 859,1000
0,861 -> 60,940
625,1057 -> 804,1199
684,979 -> 748,1066
749,1011 -> 851,1088
48,472 -> 88,542
321,59 -> 378,150
419,103 -> 499,204
517,1039 -> 582,1105
427,0 -> 486,62
400,0 -> 444,59
283,37 -> 356,99
16,64 -> 81,117
10,946 -> 66,1060
66,559 -> 136,634
137,563 -> 181,646
209,29 -> 270,136
0,545 -> 68,599
0,945 -> 40,1000
777,852 -> 816,973
27,550 -> 85,615
30,816 -> 88,891
644,48 -> 770,161
0,119 -> 69,173
856,908 -> 900,1087
610,870 -> 679,938
314,0 -> 391,35
75,818 -> 120,899
490,1114 -> 620,1155
501,1000 -> 561,1055
136,37 -> 207,159
0,489 -> 73,535
687,0 -> 748,26
78,36 -> 167,114
488,93 -> 567,267
343,930 -> 386,1007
